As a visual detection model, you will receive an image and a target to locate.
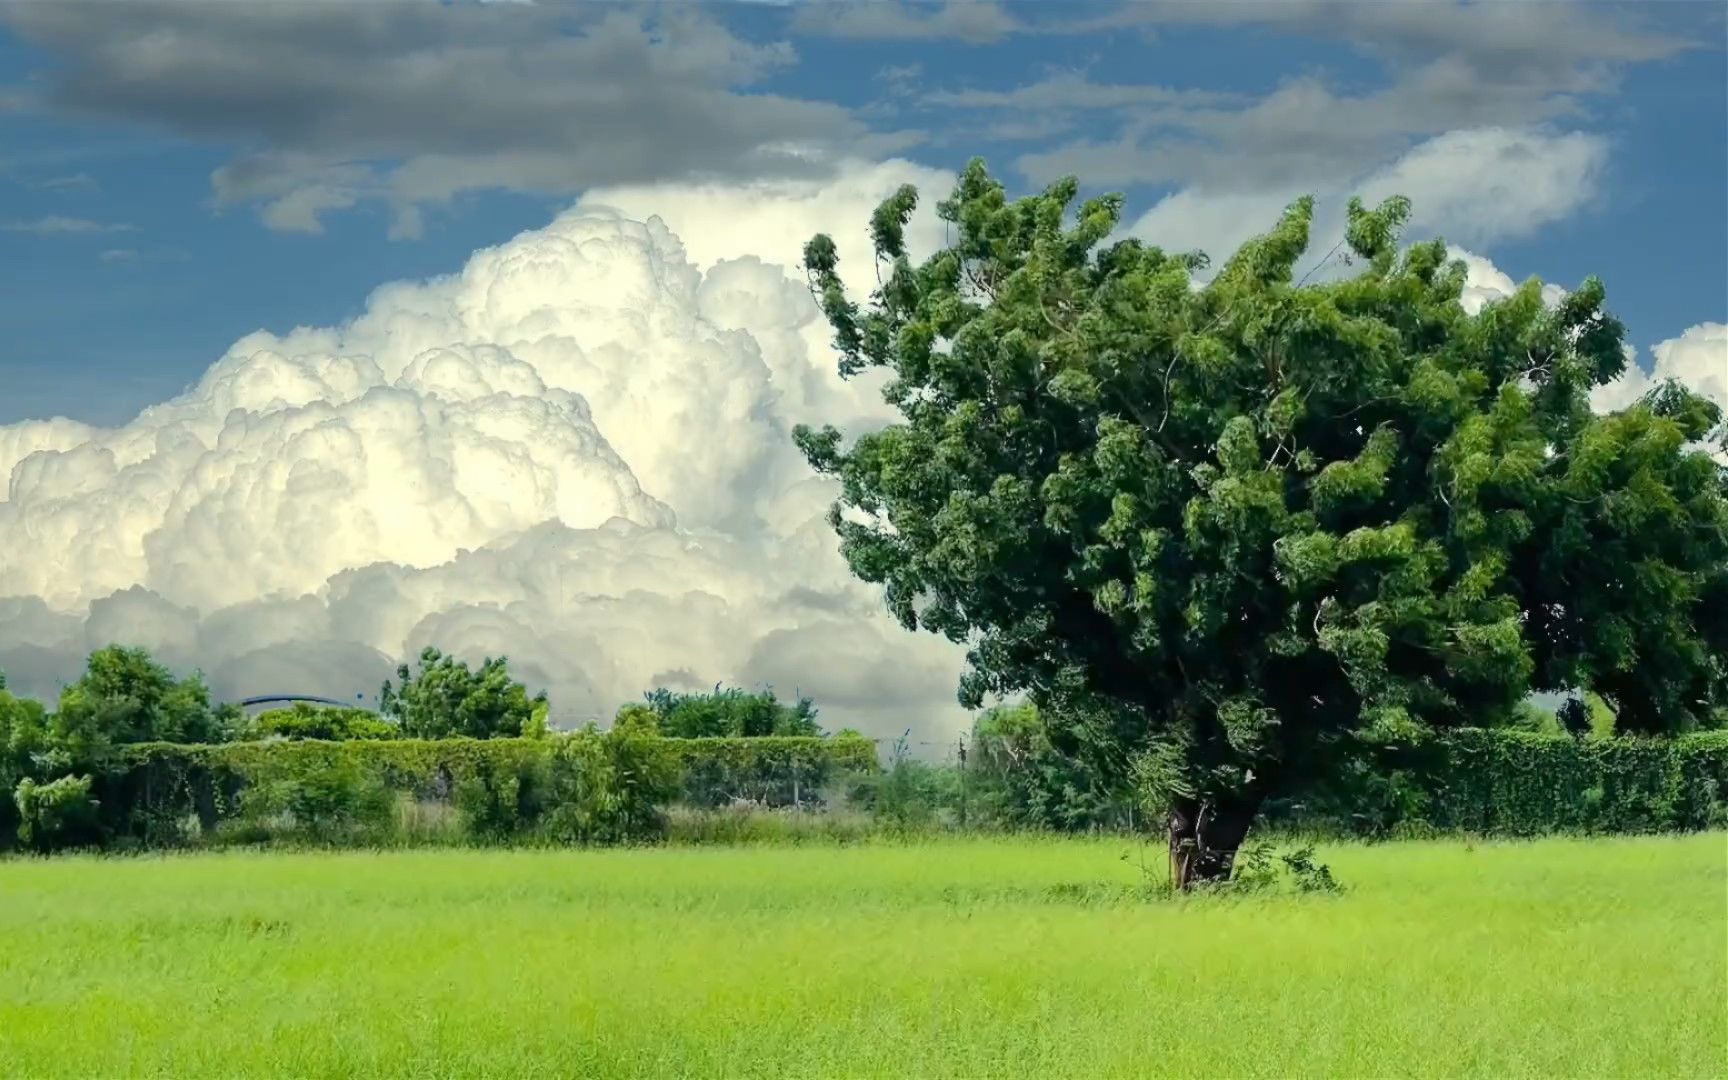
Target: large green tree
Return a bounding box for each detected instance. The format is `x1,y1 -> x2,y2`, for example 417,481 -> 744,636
796,160 -> 1728,886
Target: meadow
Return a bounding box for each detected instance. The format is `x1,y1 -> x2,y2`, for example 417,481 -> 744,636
1,834 -> 1723,1078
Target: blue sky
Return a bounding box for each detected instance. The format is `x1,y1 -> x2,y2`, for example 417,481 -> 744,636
0,0 -> 1723,427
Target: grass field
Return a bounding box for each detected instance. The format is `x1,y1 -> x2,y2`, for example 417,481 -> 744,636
1,834 -> 1723,1078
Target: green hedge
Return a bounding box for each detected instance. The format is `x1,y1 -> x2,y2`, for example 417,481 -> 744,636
661,735 -> 879,808
1274,729 -> 1728,836
69,734 -> 881,850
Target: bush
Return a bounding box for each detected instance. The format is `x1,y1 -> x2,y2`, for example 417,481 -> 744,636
14,774 -> 102,852
250,704 -> 396,742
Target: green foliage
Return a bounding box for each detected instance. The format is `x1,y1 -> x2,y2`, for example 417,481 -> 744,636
846,735 -> 959,831
663,734 -> 877,808
239,753 -> 396,842
638,685 -> 823,738
14,774 -> 101,852
966,702 -> 1132,830
250,703 -> 397,741
797,160 -> 1728,827
49,645 -> 235,769
612,702 -> 661,736
380,646 -> 548,740
84,734 -> 866,850
1282,728 -> 1728,836
0,680 -> 48,844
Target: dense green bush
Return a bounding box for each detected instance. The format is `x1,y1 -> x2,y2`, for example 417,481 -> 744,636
250,703 -> 396,741
14,774 -> 102,851
3,724 -> 1721,853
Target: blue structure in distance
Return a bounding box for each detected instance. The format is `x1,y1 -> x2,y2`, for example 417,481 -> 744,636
237,693 -> 377,713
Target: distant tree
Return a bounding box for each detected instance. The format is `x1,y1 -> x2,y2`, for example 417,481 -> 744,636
636,685 -> 823,738
796,159 -> 1728,886
611,702 -> 662,736
379,647 -> 547,739
250,703 -> 397,741
49,646 -> 237,767
0,671 -> 50,842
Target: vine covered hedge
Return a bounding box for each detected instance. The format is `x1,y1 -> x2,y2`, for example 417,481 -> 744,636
46,733 -> 884,851
1273,729 -> 1728,835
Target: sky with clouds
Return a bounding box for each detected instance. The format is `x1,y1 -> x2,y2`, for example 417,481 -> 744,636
0,0 -> 1723,735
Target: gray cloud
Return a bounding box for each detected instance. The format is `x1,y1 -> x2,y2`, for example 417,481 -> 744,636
2,1 -> 916,236
790,1 -> 1022,43
2,215 -> 135,234
922,0 -> 1693,190
38,172 -> 100,192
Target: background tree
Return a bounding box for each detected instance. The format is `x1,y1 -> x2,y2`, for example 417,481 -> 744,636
0,670 -> 50,844
49,645 -> 237,768
380,647 -> 548,739
796,159 -> 1728,886
634,685 -> 823,738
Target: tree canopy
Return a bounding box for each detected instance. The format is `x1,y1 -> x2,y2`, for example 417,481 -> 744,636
379,647 -> 548,740
48,645 -> 238,767
620,685 -> 823,739
796,159 -> 1728,882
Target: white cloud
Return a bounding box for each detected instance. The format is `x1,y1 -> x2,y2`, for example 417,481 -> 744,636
1591,322 -> 1728,437
1449,247 -> 1568,316
1127,126 -> 1608,279
0,162 -> 973,739
3,215 -> 135,234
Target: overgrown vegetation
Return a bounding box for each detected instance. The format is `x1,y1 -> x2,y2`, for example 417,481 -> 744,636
6,644 -> 1728,856
618,685 -> 824,738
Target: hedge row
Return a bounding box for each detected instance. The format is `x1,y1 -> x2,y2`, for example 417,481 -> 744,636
18,734 -> 882,851
1273,729 -> 1728,836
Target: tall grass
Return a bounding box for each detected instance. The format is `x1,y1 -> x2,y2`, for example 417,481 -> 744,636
1,834 -> 1722,1077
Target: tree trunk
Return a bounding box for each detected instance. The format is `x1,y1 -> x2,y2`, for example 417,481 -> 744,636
1167,795 -> 1261,890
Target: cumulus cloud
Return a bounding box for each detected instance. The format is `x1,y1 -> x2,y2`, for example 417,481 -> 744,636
0,162 -> 973,738
1591,322 -> 1728,444
1127,127 -> 1607,281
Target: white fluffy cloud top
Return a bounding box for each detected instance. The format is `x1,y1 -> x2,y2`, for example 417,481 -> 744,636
0,159 -> 968,736
0,156 -> 1720,736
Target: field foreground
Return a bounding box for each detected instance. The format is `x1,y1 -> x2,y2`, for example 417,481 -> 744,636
1,834 -> 1723,1078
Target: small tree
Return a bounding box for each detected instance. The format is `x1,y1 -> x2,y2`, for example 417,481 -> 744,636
796,160 -> 1728,886
638,685 -> 823,738
379,647 -> 547,739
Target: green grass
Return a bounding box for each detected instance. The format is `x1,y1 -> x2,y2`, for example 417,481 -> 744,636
1,834 -> 1723,1078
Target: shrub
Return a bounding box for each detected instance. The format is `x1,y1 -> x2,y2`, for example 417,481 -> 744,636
250,704 -> 396,742
15,774 -> 102,852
